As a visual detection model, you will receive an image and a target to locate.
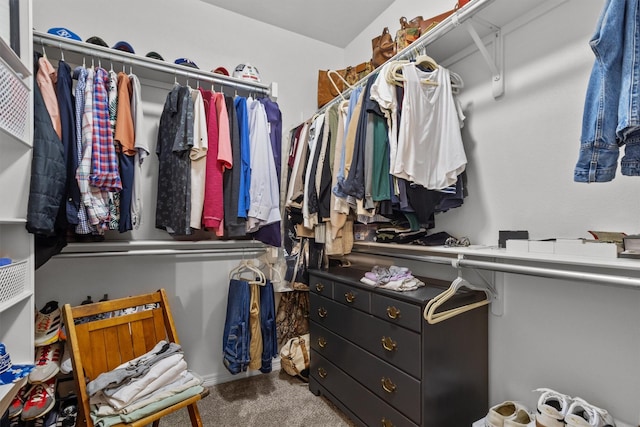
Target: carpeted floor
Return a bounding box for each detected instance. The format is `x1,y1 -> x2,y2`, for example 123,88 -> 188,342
161,370 -> 358,426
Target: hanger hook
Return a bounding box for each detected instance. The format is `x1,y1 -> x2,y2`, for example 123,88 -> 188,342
59,42 -> 64,61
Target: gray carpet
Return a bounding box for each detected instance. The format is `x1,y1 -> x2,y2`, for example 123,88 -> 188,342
161,370 -> 357,426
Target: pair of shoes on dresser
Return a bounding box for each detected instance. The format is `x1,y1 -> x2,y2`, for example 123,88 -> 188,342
535,388 -> 616,427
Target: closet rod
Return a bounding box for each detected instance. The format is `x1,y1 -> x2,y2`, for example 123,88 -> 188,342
317,0 -> 492,114
33,30 -> 272,95
352,246 -> 640,290
54,247 -> 266,259
455,258 -> 640,290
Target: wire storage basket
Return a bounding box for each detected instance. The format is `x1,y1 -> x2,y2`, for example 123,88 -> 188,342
0,56 -> 29,144
0,260 -> 27,305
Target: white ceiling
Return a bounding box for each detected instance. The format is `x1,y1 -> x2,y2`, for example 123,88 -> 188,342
200,0 -> 395,48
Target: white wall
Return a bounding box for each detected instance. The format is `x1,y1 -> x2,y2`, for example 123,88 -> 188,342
32,0 -> 640,424
346,0 -> 640,424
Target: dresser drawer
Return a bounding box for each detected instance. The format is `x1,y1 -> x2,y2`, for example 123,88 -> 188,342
310,293 -> 421,378
372,293 -> 422,332
309,274 -> 333,298
310,350 -> 418,427
333,280 -> 370,312
310,322 -> 421,423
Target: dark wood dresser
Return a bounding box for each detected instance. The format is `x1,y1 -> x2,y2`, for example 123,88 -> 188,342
308,266 -> 488,427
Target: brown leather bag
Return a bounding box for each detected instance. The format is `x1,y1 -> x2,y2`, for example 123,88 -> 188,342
396,0 -> 473,53
396,17 -> 422,51
317,62 -> 373,108
372,27 -> 396,68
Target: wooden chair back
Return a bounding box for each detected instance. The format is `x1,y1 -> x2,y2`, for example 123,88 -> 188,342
62,289 -> 205,427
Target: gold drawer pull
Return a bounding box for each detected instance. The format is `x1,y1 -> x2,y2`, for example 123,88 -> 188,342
381,418 -> 395,427
318,367 -> 327,379
381,336 -> 397,352
318,337 -> 327,348
381,377 -> 397,393
386,306 -> 401,319
318,307 -> 328,318
315,283 -> 325,292
344,291 -> 355,303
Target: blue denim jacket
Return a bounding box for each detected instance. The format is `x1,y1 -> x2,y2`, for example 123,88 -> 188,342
575,0 -> 640,182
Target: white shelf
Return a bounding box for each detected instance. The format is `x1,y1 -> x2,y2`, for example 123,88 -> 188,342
33,30 -> 275,97
0,0 -> 34,400
0,35 -> 29,78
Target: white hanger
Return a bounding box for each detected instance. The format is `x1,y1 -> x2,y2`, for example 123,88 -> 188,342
326,70 -> 354,101
450,70 -> 464,94
229,259 -> 266,286
423,271 -> 493,324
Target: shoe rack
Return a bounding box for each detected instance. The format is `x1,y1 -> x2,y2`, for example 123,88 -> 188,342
0,0 -> 34,416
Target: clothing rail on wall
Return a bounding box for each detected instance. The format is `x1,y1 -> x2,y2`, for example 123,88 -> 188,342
54,247 -> 266,259
33,31 -> 276,97
54,240 -> 267,259
352,245 -> 640,291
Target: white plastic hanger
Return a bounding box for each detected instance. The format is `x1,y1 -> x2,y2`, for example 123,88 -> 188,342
326,70 -> 354,101
423,272 -> 493,324
229,260 -> 266,286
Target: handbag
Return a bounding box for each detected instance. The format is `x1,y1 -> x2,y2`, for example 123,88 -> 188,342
317,62 -> 373,108
284,238 -> 310,291
402,0 -> 473,44
279,333 -> 310,381
395,18 -> 421,52
372,27 -> 396,68
275,291 -> 310,346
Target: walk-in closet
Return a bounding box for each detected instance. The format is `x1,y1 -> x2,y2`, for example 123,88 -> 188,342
1,0 -> 639,426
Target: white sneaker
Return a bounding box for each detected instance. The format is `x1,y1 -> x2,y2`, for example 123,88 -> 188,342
34,301 -> 61,347
486,401 -> 528,427
565,397 -> 616,427
28,342 -> 62,383
534,388 -> 572,427
505,408 -> 535,427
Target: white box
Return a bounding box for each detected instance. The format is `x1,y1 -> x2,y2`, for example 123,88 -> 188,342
555,239 -> 620,259
528,240 -> 555,254
505,239 -> 529,252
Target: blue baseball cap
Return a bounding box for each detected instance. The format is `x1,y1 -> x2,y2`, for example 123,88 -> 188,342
47,27 -> 81,41
113,41 -> 135,54
0,343 -> 34,385
174,58 -> 199,69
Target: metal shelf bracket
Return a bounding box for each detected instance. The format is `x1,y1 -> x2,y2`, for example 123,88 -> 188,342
464,17 -> 504,99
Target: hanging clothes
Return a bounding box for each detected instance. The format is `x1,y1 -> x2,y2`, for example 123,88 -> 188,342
130,73 -> 147,230
246,98 -> 281,233
234,97 -> 251,220
72,66 -> 93,235
189,88 -> 208,230
247,283 -> 263,371
223,95 -> 247,238
155,85 -> 193,236
393,63 -> 466,190
55,60 -> 79,228
258,280 -> 278,373
27,57 -> 66,268
114,72 -> 136,233
253,98 -> 283,248
199,89 -> 223,232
